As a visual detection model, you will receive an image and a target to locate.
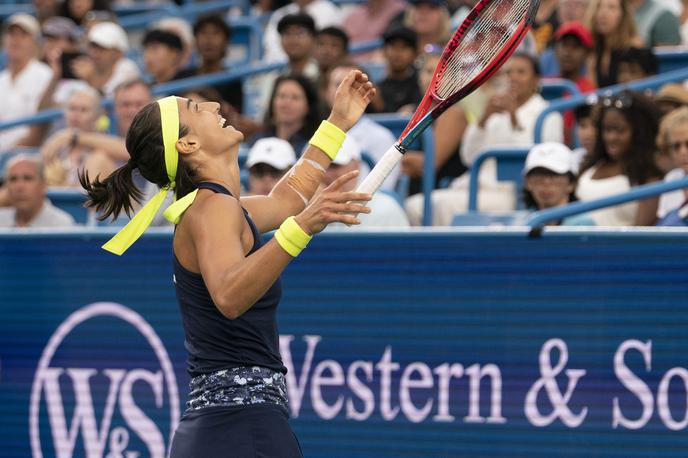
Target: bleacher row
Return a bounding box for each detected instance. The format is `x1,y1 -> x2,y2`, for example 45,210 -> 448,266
3,1 -> 688,227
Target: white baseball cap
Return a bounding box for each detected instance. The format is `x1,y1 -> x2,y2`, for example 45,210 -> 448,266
88,22 -> 129,52
247,138 -> 297,170
524,142 -> 576,176
5,13 -> 40,39
332,136 -> 362,166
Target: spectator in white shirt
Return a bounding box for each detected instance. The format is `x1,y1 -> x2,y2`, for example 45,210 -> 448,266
263,0 -> 341,62
72,21 -> 140,96
0,154 -> 75,228
406,53 -> 564,225
656,106 -> 688,220
0,13 -> 53,153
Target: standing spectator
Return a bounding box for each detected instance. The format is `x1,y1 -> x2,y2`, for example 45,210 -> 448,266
322,139 -> 410,228
343,0 -> 406,56
113,79 -> 153,137
0,155 -> 75,228
632,0 -> 681,47
576,90 -> 662,225
249,75 -> 321,155
190,15 -> 244,113
370,26 -> 421,113
73,21 -> 140,96
325,62 -> 399,190
41,87 -> 118,187
246,137 -> 297,196
315,26 -> 349,90
656,107 -> 688,221
262,0 -> 341,63
407,53 -> 564,225
586,0 -> 643,87
142,29 -> 194,85
615,47 -> 658,84
278,14 -> 320,83
0,13 -> 52,153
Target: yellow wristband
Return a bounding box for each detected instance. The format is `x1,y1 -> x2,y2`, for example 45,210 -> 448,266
274,216 -> 313,257
309,120 -> 346,161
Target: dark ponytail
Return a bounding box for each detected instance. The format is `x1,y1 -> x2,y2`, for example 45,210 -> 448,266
80,162 -> 143,221
80,100 -> 199,221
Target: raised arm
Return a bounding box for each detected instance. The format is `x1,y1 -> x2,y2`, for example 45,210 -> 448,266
241,70 -> 375,232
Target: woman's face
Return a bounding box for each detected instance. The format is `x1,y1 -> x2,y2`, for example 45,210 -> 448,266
65,91 -> 100,131
177,98 -> 244,154
668,121 -> 688,174
68,0 -> 93,21
412,3 -> 445,37
601,109 -> 633,161
419,54 -> 440,91
506,56 -> 538,101
578,116 -> 597,153
525,171 -> 575,209
272,80 -> 308,127
595,0 -> 623,36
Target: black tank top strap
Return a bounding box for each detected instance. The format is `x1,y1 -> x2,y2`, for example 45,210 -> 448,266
197,182 -> 233,196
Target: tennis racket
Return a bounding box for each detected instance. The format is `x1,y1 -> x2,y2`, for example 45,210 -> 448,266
356,0 -> 541,196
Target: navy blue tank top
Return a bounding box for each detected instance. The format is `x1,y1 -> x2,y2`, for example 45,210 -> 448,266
173,182 -> 286,376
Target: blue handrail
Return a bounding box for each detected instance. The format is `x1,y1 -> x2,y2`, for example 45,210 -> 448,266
526,177 -> 688,232
540,78 -> 580,100
533,66 -> 688,143
468,148 -> 530,211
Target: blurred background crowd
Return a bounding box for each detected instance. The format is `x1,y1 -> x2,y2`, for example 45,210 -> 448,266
2,0 -> 688,229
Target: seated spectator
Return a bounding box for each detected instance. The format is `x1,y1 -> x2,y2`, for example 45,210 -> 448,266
262,0 -> 341,63
323,139 -> 410,228
155,17 -> 195,69
249,75 -> 321,155
519,142 -> 595,225
41,17 -> 81,60
539,0 -> 591,77
616,47 -> 658,84
73,22 -> 140,96
400,47 -> 467,195
632,0 -> 681,47
587,0 -> 643,87
343,0 -> 406,60
576,90 -> 662,225
398,0 -> 451,53
190,15 -> 244,113
315,26 -> 349,94
0,155 -> 75,228
246,138 -> 297,196
41,87 -> 118,187
553,22 -> 596,92
655,83 -> 688,118
278,14 -> 320,83
406,53 -> 564,226
370,26 -> 421,113
142,29 -> 194,85
113,79 -> 153,137
59,0 -> 111,26
325,62 -> 399,190
572,101 -> 597,163
0,13 -> 52,153
656,107 -> 688,222
34,0 -> 61,23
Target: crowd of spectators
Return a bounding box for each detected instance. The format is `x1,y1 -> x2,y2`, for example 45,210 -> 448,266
2,0 -> 688,229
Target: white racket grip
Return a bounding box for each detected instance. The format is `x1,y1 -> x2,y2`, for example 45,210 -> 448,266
356,145 -> 404,195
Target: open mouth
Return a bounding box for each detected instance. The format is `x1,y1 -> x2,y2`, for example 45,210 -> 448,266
218,116 -> 227,128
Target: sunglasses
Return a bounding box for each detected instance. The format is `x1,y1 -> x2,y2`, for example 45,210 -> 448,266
601,92 -> 633,110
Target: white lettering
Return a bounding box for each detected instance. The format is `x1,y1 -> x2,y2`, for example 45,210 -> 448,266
280,335 -> 321,418
119,370 -> 165,457
376,346 -> 400,420
311,360 -> 345,420
465,364 -> 506,424
346,361 -> 374,421
400,362 -> 434,423
657,367 -> 688,430
433,363 -> 464,422
613,339 -> 654,429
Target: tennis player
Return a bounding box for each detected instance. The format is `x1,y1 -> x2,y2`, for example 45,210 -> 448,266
80,70 -> 375,457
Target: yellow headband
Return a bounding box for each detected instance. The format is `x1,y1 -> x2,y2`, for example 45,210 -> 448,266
103,96 -> 193,255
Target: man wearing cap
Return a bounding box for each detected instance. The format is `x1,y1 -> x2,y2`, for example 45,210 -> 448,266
0,13 -> 52,153
73,21 -> 140,96
142,28 -> 194,85
554,22 -> 595,93
322,137 -> 410,228
370,26 -> 421,113
41,16 -> 81,59
246,137 -> 297,196
262,0 -> 341,63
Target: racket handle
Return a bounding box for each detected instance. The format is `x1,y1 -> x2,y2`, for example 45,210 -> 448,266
356,144 -> 404,195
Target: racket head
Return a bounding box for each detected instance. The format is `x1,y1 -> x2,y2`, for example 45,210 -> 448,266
399,0 -> 541,145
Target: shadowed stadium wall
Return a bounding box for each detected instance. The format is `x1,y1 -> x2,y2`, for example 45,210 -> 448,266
2,229 -> 688,457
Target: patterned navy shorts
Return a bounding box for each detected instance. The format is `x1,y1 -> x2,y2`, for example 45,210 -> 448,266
185,366 -> 288,413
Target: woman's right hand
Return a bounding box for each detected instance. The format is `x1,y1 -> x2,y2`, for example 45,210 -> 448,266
294,170 -> 372,235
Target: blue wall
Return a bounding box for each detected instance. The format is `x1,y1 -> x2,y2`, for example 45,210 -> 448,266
2,230 -> 688,457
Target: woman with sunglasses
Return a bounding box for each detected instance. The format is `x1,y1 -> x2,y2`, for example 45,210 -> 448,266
80,70 -> 375,457
576,90 -> 662,225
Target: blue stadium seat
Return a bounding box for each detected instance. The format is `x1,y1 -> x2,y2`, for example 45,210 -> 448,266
655,48 -> 688,74
46,188 -> 90,225
451,212 -> 518,226
540,78 -> 581,101
467,147 -> 530,211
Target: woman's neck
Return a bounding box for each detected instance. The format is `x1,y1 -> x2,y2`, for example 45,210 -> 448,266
276,122 -> 302,141
197,150 -> 242,197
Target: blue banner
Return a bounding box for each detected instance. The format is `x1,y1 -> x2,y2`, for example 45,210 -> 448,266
2,230 -> 688,457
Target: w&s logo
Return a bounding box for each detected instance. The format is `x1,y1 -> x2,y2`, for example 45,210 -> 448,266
29,303 -> 180,458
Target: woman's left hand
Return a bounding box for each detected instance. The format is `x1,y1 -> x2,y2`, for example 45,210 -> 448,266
328,70 -> 376,132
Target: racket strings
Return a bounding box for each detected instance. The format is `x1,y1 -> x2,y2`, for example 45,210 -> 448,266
435,0 -> 530,99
